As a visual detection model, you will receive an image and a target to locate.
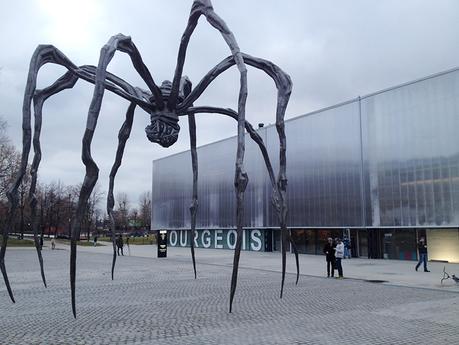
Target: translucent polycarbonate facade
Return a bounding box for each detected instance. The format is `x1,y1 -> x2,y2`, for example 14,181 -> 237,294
362,69 -> 459,227
152,136 -> 268,229
265,101 -> 364,227
152,68 -> 459,230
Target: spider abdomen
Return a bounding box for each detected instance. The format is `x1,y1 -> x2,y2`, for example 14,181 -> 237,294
145,113 -> 180,148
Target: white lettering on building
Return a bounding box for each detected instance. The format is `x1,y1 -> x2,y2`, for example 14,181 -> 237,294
215,229 -> 223,249
170,231 -> 177,246
179,230 -> 187,246
194,230 -> 199,247
227,230 -> 237,249
202,230 -> 211,248
250,229 -> 262,251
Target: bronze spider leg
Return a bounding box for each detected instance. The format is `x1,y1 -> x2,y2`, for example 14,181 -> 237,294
177,79 -> 199,280
107,76 -> 192,280
29,73 -> 80,290
169,0 -> 249,314
185,106 -> 299,291
0,42 -> 146,303
70,34 -> 164,318
188,114 -> 198,279
178,52 -> 297,308
33,75 -> 143,285
34,73 -> 145,286
107,102 -> 136,280
1,46 -> 83,303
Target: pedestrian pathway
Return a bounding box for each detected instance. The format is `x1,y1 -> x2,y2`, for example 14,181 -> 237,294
44,239 -> 459,293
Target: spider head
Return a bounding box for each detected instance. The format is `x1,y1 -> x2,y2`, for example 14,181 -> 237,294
145,80 -> 183,147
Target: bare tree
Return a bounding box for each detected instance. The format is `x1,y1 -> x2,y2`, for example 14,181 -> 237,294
84,184 -> 104,240
116,192 -> 129,232
0,118 -> 30,235
139,191 -> 151,230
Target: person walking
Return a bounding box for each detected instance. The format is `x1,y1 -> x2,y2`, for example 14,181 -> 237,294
343,237 -> 351,259
323,237 -> 336,277
116,235 -> 124,256
335,238 -> 344,278
51,238 -> 56,250
415,237 -> 430,272
93,235 -> 98,247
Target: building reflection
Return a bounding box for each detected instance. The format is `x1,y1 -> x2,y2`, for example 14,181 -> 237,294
153,68 -> 459,263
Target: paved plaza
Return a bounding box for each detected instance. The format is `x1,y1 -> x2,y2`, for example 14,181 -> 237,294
0,246 -> 459,345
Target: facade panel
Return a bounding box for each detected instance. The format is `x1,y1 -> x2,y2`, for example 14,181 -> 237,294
153,68 -> 459,233
152,131 -> 268,229
265,100 -> 363,227
361,69 -> 459,227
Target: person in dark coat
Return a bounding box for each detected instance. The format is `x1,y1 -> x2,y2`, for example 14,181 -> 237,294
323,237 -> 336,277
415,237 -> 429,272
116,235 -> 124,256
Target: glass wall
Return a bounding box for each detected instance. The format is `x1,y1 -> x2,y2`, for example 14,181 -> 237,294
153,68 -> 459,230
362,69 -> 459,227
266,100 -> 363,227
152,130 -> 268,229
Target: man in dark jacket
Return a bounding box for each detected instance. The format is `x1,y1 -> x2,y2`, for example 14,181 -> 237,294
116,235 -> 124,256
415,237 -> 429,272
323,237 -> 336,277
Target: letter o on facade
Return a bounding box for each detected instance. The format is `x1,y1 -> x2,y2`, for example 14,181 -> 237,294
227,230 -> 237,250
170,230 -> 177,246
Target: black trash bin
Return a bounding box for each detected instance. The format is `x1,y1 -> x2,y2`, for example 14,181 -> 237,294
157,230 -> 167,258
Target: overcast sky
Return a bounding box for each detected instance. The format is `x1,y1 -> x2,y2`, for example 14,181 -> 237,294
0,0 -> 458,209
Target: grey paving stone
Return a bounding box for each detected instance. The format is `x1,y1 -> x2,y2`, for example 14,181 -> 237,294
0,249 -> 458,345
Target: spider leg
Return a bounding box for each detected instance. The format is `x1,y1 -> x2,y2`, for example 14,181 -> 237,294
169,0 -> 249,125
28,72 -> 80,289
178,75 -> 199,280
179,52 -> 297,293
188,114 -> 198,279
70,34 -> 167,318
107,102 -> 136,280
184,107 -> 292,310
194,0 -> 250,315
23,56 -> 146,293
169,2 -> 249,311
1,45 -> 83,303
3,41 -> 152,311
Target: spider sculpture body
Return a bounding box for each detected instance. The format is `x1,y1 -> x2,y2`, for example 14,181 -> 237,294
1,0 -> 299,317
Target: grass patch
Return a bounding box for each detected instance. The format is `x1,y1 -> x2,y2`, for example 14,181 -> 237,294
0,238 -> 36,247
56,239 -> 105,246
98,235 -> 156,245
127,235 -> 156,245
78,241 -> 105,247
98,237 -> 111,242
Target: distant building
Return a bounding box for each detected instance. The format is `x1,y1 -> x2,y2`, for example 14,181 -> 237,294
152,67 -> 459,263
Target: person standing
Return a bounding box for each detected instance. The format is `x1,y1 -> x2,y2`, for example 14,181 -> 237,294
343,237 -> 351,259
116,235 -> 124,256
415,237 -> 430,272
51,238 -> 56,250
323,237 -> 336,277
93,235 -> 98,247
335,238 -> 344,278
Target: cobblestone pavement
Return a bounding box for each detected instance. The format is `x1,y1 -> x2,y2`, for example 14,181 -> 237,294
1,249 -> 458,345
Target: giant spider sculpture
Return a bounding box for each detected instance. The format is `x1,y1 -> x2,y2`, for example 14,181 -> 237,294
1,0 -> 299,317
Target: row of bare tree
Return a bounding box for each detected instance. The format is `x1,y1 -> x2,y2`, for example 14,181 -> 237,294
0,118 -> 151,240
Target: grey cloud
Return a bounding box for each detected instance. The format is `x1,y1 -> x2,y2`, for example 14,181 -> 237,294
0,0 -> 458,207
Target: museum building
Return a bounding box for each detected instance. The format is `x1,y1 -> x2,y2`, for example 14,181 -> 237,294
152,67 -> 459,263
